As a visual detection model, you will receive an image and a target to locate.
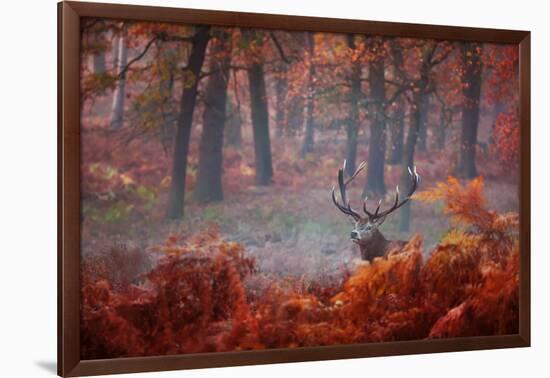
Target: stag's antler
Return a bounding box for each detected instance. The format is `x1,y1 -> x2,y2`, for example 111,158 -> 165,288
365,166 -> 420,222
332,161 -> 420,222
331,160 -> 367,221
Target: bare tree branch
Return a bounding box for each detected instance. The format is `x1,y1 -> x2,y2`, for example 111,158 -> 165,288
429,41 -> 455,67
116,36 -> 158,80
269,31 -> 294,64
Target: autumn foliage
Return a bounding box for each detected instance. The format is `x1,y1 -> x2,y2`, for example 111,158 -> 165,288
81,176 -> 519,359
492,110 -> 520,169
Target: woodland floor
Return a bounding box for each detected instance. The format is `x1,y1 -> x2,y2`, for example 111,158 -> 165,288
81,172 -> 518,289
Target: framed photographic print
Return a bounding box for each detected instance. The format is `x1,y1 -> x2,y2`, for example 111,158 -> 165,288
58,1 -> 530,376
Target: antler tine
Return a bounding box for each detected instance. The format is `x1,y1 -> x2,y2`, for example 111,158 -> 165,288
374,166 -> 420,220
405,165 -> 420,197
344,160 -> 367,186
373,199 -> 382,217
332,186 -> 359,219
363,196 -> 375,218
337,166 -> 347,207
332,160 -> 365,221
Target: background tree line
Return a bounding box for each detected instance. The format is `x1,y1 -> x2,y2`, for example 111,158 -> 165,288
80,19 -> 519,231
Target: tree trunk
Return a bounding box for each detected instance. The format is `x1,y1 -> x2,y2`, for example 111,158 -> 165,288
436,113 -> 447,150
398,91 -> 424,232
166,26 -> 211,220
111,33 -> 120,71
248,62 -> 273,185
387,39 -> 406,165
387,99 -> 405,165
457,43 -> 483,178
275,64 -> 288,138
159,46 -> 177,151
92,31 -> 106,75
436,106 -> 451,150
225,97 -> 242,147
301,33 -> 316,157
416,93 -> 430,152
493,101 -> 507,123
345,34 -> 361,176
286,33 -> 305,138
364,51 -> 387,196
194,32 -> 231,203
94,55 -> 106,74
398,44 -> 434,232
287,96 -> 304,137
397,43 -> 447,231
110,32 -> 128,129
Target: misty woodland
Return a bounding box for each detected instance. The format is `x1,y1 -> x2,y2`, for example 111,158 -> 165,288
80,19 -> 520,359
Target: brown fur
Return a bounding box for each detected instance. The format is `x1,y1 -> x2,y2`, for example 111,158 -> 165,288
357,229 -> 406,262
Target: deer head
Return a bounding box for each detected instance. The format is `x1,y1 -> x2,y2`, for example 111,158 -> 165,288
331,160 -> 420,248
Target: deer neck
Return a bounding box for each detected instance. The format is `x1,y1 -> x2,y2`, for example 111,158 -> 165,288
359,229 -> 390,261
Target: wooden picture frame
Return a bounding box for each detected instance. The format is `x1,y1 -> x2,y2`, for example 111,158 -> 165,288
58,1 -> 530,376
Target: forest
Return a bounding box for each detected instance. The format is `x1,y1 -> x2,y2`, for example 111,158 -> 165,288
79,19 -> 520,359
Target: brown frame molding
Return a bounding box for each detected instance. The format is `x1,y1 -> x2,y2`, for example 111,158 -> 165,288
58,1 -> 531,376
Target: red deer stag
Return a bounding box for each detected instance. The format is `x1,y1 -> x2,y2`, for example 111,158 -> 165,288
331,160 -> 420,262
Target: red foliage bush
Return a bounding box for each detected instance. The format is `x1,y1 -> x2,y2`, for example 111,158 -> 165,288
81,177 -> 519,359
429,251 -> 519,338
81,226 -> 258,358
491,110 -> 520,170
